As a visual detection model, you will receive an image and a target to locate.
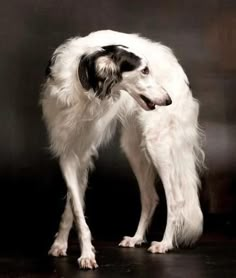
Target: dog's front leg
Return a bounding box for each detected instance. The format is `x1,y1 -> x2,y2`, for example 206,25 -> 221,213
49,160 -> 90,257
48,194 -> 73,256
59,155 -> 98,269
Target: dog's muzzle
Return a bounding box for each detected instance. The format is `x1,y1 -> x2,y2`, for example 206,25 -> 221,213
139,93 -> 172,110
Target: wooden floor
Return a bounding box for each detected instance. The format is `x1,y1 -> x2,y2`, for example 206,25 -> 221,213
0,236 -> 235,278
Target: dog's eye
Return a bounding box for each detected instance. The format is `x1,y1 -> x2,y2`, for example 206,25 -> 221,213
141,66 -> 149,75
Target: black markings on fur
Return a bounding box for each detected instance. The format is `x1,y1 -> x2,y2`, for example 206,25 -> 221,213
78,45 -> 141,99
79,51 -> 107,93
78,54 -> 92,90
101,45 -> 141,73
45,53 -> 57,78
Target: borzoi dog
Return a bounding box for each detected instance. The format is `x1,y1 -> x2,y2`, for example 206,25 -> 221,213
41,30 -> 204,269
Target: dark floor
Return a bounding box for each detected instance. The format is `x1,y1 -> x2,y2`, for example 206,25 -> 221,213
0,236 -> 236,278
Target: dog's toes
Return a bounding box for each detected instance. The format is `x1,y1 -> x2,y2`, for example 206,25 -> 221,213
119,236 -> 145,248
147,241 -> 172,254
48,242 -> 67,257
119,237 -> 135,247
78,256 -> 98,269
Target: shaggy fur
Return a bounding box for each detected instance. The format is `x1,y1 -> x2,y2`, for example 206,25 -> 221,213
41,30 -> 204,269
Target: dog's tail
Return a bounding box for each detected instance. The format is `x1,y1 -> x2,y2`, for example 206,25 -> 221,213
174,174 -> 203,247
174,111 -> 205,247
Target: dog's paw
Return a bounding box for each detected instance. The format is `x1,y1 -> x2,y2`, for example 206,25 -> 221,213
78,256 -> 98,269
48,241 -> 68,257
119,236 -> 146,248
147,241 -> 172,254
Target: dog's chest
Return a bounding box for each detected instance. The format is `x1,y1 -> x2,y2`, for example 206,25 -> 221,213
67,100 -> 120,148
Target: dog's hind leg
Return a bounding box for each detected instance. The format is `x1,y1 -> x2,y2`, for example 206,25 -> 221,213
119,124 -> 159,248
145,129 -> 203,253
144,134 -> 180,253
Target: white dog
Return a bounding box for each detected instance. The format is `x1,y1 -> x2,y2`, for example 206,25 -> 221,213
41,30 -> 204,269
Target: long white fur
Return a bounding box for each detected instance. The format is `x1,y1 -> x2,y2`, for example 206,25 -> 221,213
41,30 -> 204,269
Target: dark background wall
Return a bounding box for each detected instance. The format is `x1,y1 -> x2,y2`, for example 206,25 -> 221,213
0,0 -> 235,253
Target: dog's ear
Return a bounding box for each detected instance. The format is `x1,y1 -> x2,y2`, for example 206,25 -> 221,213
94,54 -> 121,98
78,54 -> 93,90
79,51 -> 121,97
97,75 -> 119,98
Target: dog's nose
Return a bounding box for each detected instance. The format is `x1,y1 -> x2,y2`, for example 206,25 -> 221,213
165,96 -> 172,106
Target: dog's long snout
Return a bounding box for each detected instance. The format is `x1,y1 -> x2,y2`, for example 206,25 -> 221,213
165,95 -> 172,106
157,94 -> 172,106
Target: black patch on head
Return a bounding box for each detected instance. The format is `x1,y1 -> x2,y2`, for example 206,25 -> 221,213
78,45 -> 141,99
101,45 -> 141,73
79,52 -> 105,92
45,53 -> 57,78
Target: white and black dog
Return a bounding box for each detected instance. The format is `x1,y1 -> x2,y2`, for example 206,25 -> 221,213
41,30 -> 204,269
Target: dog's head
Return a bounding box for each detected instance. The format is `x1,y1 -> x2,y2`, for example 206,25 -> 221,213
78,45 -> 171,110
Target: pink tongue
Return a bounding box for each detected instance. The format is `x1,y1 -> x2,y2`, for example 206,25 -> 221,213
140,94 -> 155,110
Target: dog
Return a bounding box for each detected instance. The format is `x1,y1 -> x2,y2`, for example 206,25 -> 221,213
41,30 -> 205,269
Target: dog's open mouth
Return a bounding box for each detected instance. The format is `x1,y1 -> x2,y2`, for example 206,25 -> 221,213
140,94 -> 156,110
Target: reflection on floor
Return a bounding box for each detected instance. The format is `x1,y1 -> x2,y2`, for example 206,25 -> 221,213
0,235 -> 235,278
